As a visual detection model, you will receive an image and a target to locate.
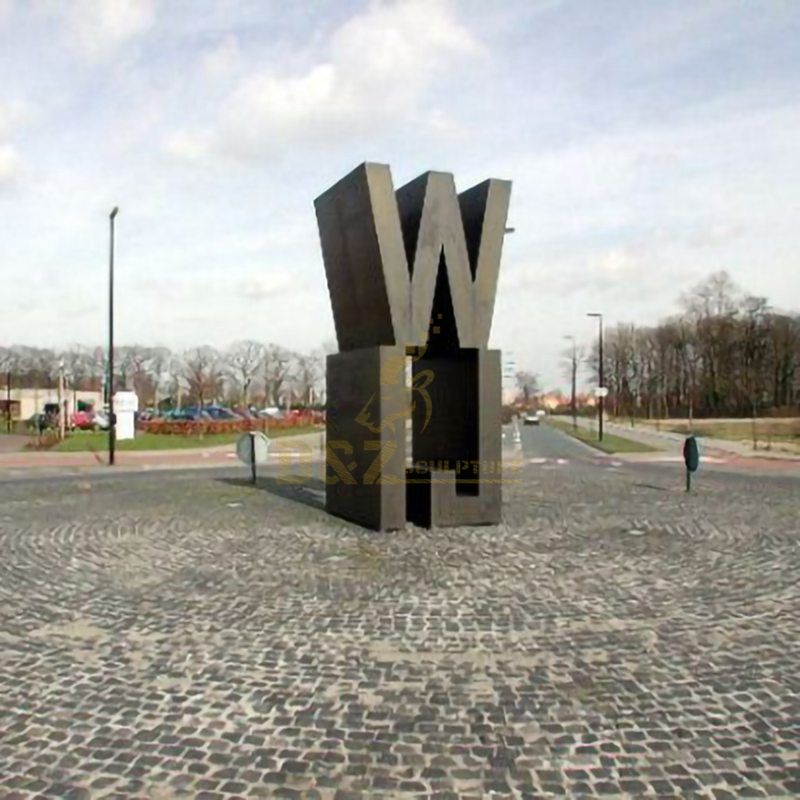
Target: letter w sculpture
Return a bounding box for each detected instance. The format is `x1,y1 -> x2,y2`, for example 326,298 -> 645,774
315,163 -> 511,530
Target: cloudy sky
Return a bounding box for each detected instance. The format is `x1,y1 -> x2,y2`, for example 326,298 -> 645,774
1,0 -> 799,389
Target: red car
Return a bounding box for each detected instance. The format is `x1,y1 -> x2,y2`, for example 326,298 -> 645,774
71,410 -> 96,430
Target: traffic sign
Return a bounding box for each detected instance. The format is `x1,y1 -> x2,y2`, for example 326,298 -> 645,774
237,431 -> 270,485
683,434 -> 700,492
236,432 -> 270,465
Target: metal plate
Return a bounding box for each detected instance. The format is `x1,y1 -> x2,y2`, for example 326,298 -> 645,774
236,432 -> 270,465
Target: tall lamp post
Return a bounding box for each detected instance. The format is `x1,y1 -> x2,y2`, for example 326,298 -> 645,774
5,369 -> 11,434
563,335 -> 577,430
108,207 -> 119,466
587,312 -> 604,441
57,358 -> 66,441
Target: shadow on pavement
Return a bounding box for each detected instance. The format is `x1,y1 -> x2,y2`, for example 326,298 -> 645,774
218,473 -> 326,512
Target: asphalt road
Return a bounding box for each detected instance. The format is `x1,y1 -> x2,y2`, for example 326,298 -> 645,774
508,419 -> 598,461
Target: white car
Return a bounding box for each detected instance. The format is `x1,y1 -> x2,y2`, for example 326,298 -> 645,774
93,410 -> 110,430
522,412 -> 540,426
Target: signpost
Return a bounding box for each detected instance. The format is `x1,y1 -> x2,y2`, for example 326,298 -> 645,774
236,431 -> 270,484
683,435 -> 699,492
593,387 -> 608,439
114,391 -> 138,441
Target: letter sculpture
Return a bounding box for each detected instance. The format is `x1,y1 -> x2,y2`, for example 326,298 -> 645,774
315,163 -> 511,530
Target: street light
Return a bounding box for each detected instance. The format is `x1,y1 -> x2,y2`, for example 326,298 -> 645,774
563,335 -> 577,430
57,358 -> 65,440
108,206 -> 119,466
5,367 -> 11,434
587,312 -> 604,441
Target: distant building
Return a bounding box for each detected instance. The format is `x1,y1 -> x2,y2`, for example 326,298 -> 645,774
2,388 -> 104,421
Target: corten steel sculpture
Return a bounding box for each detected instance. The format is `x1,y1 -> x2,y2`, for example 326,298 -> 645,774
315,163 -> 511,530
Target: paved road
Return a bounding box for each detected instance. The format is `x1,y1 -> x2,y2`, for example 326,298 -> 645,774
1,464 -> 798,798
515,420 -> 598,461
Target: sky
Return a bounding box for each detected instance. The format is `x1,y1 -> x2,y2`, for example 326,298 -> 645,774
1,0 -> 799,391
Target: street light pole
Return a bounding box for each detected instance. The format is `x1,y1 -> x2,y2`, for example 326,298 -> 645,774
587,312 -> 604,441
57,358 -> 66,441
563,335 -> 577,430
5,370 -> 10,434
108,207 -> 119,466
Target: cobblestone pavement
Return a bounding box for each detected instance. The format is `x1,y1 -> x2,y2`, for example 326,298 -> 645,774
0,464 -> 798,799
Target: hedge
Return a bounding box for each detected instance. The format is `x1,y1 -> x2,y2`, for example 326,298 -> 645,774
137,412 -> 324,437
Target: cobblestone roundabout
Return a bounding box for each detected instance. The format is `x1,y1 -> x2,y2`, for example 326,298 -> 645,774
0,465 -> 798,799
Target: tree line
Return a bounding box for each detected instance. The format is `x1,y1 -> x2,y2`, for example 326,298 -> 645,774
590,271 -> 799,420
0,341 -> 332,410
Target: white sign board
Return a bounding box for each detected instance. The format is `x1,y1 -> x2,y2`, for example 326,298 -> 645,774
114,391 -> 139,413
594,386 -> 609,398
236,432 -> 270,465
113,391 -> 138,440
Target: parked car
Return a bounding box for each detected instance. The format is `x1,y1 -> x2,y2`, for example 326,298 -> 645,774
165,408 -> 210,422
136,408 -> 157,422
93,410 -> 110,430
259,407 -> 285,420
71,410 -> 95,430
26,412 -> 51,432
231,406 -> 259,420
202,405 -> 240,420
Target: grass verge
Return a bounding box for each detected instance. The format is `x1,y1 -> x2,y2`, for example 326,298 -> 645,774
547,417 -> 658,454
52,425 -> 322,452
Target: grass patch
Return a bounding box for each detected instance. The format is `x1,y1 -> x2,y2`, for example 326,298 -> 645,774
53,425 -> 322,452
547,418 -> 658,454
639,417 -> 799,440
638,417 -> 800,452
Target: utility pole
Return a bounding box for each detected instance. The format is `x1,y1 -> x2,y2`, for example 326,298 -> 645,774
563,335 -> 577,429
587,312 -> 604,441
108,207 -> 119,466
57,359 -> 66,440
5,370 -> 11,434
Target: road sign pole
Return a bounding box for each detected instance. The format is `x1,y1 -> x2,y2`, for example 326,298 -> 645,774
250,433 -> 257,485
683,435 -> 698,493
108,207 -> 119,467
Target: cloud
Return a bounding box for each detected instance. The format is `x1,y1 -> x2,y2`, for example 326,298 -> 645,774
201,34 -> 242,82
0,143 -> 20,183
52,0 -> 155,62
235,274 -> 298,302
167,0 -> 481,161
0,100 -> 29,139
686,223 -> 744,249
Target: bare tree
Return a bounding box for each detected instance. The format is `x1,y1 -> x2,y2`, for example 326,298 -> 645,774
227,340 -> 265,406
596,271 -> 798,421
560,341 -> 583,427
262,344 -> 292,407
515,370 -> 539,406
294,351 -> 323,406
182,346 -> 222,407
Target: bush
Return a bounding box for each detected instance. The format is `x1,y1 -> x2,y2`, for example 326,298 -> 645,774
24,431 -> 60,450
138,411 -> 325,436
